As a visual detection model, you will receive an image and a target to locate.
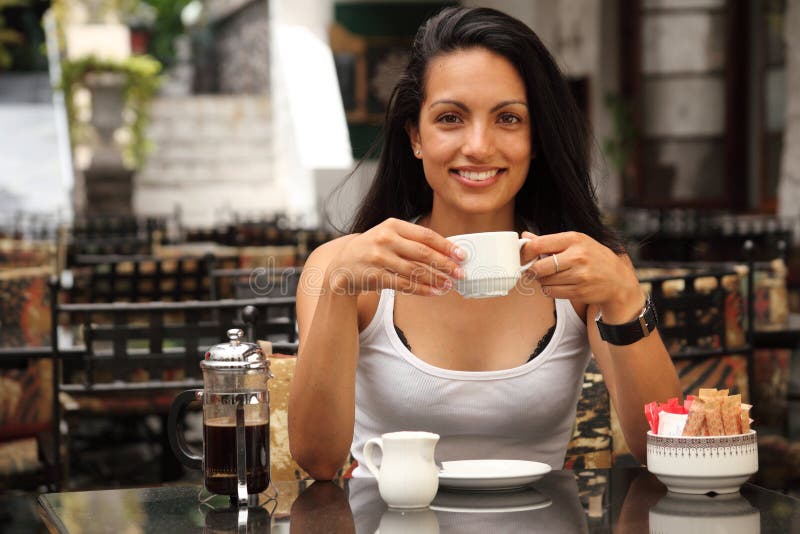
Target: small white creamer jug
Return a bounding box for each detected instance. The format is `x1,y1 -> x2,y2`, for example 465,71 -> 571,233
362,431 -> 440,509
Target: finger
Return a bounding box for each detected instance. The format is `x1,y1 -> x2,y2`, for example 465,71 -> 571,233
383,255 -> 454,290
528,252 -> 571,279
523,231 -> 579,257
538,283 -> 579,299
393,219 -> 467,261
392,238 -> 465,279
381,271 -> 450,297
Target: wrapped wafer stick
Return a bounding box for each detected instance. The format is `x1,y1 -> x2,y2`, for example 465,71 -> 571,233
716,389 -> 730,397
699,388 -> 718,398
740,403 -> 752,433
682,397 -> 706,436
704,397 -> 725,435
721,394 -> 742,435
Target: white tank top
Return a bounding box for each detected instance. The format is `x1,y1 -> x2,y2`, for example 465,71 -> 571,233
351,289 -> 592,476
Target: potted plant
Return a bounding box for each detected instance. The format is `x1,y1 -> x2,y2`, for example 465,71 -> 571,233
0,0 -> 28,70
59,54 -> 162,169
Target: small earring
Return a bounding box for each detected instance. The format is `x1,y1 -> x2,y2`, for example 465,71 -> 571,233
415,149 -> 421,156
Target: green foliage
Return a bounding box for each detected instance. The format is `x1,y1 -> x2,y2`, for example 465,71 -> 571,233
142,0 -> 192,66
602,93 -> 636,176
60,54 -> 162,169
0,0 -> 29,70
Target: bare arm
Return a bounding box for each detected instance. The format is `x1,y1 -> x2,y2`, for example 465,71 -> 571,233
522,232 -> 681,463
588,304 -> 680,462
288,220 -> 464,479
289,237 -> 361,480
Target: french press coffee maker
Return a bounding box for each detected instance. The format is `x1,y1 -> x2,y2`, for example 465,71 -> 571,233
169,328 -> 272,505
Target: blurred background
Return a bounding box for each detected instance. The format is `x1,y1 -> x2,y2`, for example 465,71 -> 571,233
1,0 -> 796,231
2,0 -> 800,525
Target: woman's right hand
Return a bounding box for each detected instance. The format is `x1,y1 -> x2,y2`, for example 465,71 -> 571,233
326,218 -> 465,296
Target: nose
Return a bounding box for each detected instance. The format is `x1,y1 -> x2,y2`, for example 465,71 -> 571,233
461,122 -> 494,160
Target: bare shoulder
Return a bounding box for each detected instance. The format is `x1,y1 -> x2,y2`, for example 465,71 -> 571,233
303,234 -> 357,268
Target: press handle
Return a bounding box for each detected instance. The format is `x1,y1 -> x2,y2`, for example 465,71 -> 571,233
362,437 -> 384,480
168,389 -> 203,470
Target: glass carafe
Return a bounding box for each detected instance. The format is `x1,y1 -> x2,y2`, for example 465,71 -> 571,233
169,328 -> 272,504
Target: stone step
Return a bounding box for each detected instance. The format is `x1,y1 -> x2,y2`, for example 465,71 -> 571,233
135,93 -> 276,225
134,180 -> 285,228
142,140 -> 272,164
137,160 -> 273,185
148,95 -> 270,122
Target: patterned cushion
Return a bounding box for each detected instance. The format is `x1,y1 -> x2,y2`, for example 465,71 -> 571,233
564,358 -> 612,469
0,267 -> 52,347
0,239 -> 55,271
268,355 -> 309,481
0,359 -> 52,442
0,437 -> 41,477
265,351 -> 356,480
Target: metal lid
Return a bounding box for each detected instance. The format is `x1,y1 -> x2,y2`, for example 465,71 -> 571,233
201,328 -> 268,371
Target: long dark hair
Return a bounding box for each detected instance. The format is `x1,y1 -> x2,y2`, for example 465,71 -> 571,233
348,6 -> 622,252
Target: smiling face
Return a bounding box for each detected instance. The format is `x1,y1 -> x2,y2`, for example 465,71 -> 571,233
408,47 -> 532,229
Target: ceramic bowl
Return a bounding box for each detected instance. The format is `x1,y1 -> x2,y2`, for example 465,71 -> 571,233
646,430 -> 758,494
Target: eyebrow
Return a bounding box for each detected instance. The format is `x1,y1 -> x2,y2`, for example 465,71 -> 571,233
428,99 -> 528,112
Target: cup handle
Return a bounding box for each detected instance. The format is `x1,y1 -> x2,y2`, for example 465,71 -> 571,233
518,238 -> 535,272
362,437 -> 384,480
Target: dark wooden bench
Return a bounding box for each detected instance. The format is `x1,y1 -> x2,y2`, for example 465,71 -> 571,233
210,266 -> 302,300
66,254 -> 238,303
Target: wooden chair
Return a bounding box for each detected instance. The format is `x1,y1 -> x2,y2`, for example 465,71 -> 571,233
50,288 -> 297,490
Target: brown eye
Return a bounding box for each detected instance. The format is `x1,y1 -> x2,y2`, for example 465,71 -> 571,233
498,113 -> 521,124
436,113 -> 462,124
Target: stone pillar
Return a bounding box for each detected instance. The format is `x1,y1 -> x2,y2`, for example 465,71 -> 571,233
82,72 -> 134,214
777,0 -> 800,220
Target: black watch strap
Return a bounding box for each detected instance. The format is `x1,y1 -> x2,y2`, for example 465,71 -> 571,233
596,295 -> 658,346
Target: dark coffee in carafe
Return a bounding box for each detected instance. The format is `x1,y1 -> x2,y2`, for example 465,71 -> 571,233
203,417 -> 269,495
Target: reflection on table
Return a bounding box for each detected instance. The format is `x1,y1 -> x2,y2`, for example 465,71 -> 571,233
36,468 -> 800,533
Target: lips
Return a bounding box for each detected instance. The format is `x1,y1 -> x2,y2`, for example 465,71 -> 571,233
450,167 -> 505,187
457,169 -> 499,181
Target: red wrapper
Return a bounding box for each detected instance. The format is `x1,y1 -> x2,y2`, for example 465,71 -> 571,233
645,402 -> 660,433
658,397 -> 689,415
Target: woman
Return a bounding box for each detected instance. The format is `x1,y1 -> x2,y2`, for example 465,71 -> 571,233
289,6 -> 680,480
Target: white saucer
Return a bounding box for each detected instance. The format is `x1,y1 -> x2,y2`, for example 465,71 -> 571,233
437,459 -> 552,491
430,487 -> 552,513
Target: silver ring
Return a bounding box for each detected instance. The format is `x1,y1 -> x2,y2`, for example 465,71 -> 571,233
552,253 -> 559,273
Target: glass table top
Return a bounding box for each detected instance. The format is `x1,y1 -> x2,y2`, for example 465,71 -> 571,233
37,468 -> 800,533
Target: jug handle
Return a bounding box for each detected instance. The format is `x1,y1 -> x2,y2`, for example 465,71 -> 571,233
362,437 -> 383,480
168,389 -> 203,470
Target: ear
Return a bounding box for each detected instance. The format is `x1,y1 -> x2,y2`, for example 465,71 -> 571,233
405,121 -> 422,159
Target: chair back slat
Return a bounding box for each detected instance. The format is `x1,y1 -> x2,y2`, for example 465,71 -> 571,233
184,308 -> 201,377
111,311 -> 128,381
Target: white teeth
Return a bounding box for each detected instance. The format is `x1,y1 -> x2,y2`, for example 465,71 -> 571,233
458,169 -> 499,181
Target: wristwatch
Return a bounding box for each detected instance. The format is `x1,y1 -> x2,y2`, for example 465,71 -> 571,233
596,295 -> 658,346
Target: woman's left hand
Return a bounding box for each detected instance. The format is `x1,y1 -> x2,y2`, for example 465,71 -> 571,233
520,231 -> 645,323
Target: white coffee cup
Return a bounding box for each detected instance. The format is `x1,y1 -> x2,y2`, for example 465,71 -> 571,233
446,231 -> 535,298
362,431 -> 440,509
